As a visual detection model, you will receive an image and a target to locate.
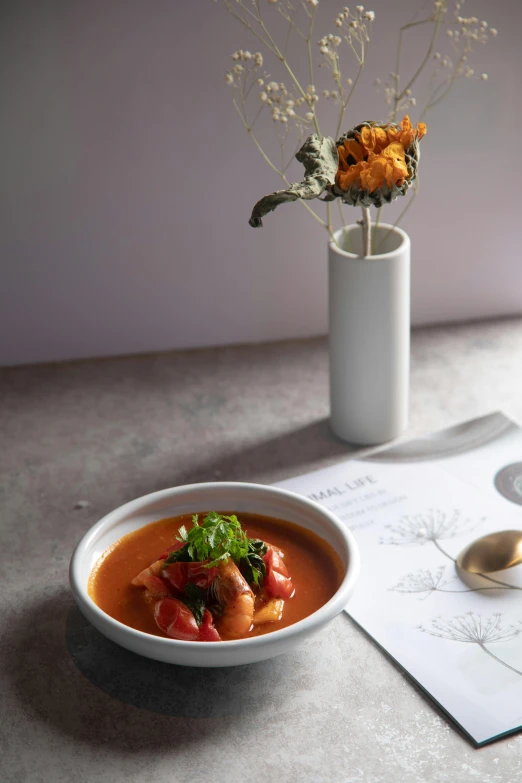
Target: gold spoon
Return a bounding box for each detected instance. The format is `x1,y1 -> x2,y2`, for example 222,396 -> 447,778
456,530 -> 522,574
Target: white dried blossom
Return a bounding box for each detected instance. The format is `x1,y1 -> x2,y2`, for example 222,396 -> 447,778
490,28 -> 498,36
260,91 -> 268,102
374,77 -> 381,85
481,73 -> 488,80
333,36 -> 342,45
320,45 -> 329,54
323,89 -> 330,97
256,78 -> 264,86
280,116 -> 288,123
231,51 -> 240,61
327,33 -> 334,41
243,51 -> 252,60
306,0 -> 319,6
286,108 -> 295,117
233,64 -> 244,74
345,77 -> 353,85
349,20 -> 358,29
305,111 -> 314,120
267,81 -> 279,92
335,18 -> 343,27
481,20 -> 488,28
433,52 -> 441,59
364,10 -> 375,21
330,90 -> 339,100
225,72 -> 234,85
254,52 -> 263,67
356,5 -> 364,12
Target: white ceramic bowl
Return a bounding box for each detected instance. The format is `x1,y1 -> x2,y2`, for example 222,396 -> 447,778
69,482 -> 360,667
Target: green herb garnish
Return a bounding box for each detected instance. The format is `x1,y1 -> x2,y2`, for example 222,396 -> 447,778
164,512 -> 250,568
181,582 -> 206,626
240,538 -> 268,587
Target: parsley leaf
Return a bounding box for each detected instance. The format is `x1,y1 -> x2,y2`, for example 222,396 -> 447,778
164,512 -> 250,568
240,539 -> 268,587
181,582 -> 206,626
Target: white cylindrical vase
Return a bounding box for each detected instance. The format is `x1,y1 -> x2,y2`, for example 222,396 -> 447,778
328,222 -> 410,445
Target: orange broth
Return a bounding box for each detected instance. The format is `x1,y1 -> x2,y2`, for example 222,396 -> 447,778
89,512 -> 344,640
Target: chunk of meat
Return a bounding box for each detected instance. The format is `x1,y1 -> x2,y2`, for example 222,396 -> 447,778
214,558 -> 255,640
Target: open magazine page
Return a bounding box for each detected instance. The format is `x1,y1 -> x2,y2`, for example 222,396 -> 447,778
276,412 -> 522,745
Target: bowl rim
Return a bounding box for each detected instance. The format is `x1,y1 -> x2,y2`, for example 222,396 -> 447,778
69,481 -> 361,651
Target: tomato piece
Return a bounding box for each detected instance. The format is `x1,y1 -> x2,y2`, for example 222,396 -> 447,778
264,548 -> 289,577
154,598 -> 199,640
198,609 -> 221,642
162,562 -> 218,592
265,568 -> 294,599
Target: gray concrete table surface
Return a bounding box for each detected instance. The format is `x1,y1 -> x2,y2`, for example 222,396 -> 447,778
2,317 -> 522,783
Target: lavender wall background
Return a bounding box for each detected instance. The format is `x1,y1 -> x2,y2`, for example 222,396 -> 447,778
1,0 -> 521,367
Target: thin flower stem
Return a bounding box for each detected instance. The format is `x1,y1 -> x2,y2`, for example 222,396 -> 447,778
479,644 -> 522,677
392,17 -> 434,120
375,206 -> 382,234
360,206 -> 371,257
222,1 -> 275,54
282,6 -> 295,55
232,99 -> 326,227
335,57 -> 365,140
306,10 -> 315,95
398,10 -> 443,101
337,199 -> 347,229
374,178 -> 419,253
419,50 -> 468,121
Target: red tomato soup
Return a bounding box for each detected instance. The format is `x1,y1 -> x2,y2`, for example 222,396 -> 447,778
89,512 -> 344,641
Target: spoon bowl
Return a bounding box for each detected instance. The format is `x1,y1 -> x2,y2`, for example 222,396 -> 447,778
456,530 -> 522,574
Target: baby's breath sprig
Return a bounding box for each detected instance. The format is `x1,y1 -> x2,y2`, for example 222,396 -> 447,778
418,6 -> 499,121
317,5 -> 375,138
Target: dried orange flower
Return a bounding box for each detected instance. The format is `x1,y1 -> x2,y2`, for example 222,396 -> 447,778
333,116 -> 426,207
248,116 -> 426,226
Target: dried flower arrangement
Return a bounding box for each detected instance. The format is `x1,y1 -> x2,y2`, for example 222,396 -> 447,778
215,1 -> 497,255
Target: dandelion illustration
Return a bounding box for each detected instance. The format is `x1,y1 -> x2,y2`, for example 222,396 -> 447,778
390,566 -> 514,599
420,612 -> 522,676
391,566 -> 450,599
380,509 -> 483,549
